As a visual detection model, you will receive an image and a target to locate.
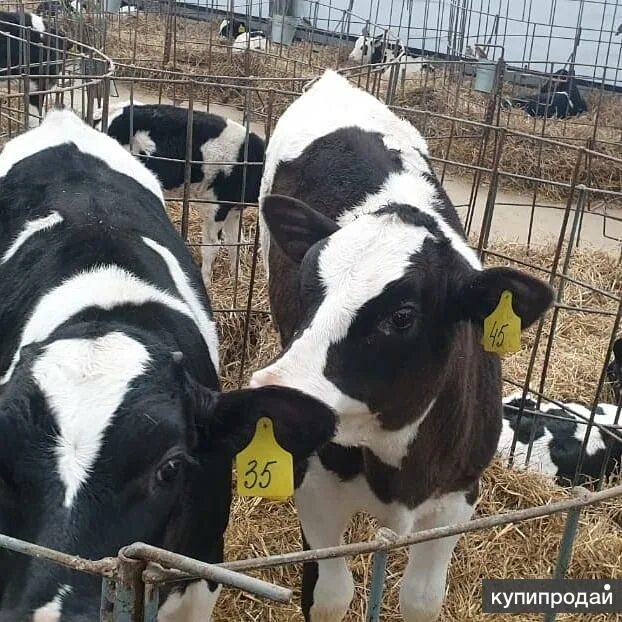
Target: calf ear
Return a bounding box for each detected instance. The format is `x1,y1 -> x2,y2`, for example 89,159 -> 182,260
459,266 -> 553,330
183,374 -> 335,460
262,194 -> 339,264
613,338 -> 622,363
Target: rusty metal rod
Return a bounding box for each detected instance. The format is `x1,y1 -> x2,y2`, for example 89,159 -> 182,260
121,543 -> 292,603
0,532 -> 116,577
220,483 -> 622,571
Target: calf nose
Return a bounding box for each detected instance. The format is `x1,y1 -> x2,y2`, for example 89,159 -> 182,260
249,368 -> 283,388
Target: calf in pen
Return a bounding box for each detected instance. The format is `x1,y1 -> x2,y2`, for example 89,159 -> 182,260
499,394 -> 622,486
251,69 -> 554,622
0,108 -> 334,620
0,11 -> 71,127
97,102 -> 265,286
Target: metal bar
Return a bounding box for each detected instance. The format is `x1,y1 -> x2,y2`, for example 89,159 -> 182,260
221,483 -> 622,571
543,488 -> 588,622
143,570 -> 160,622
100,577 -> 116,622
121,543 -> 292,603
113,551 -> 146,622
0,532 -> 116,576
366,550 -> 388,622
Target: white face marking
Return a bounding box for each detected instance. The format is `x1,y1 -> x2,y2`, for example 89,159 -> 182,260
32,585 -> 71,622
158,581 -> 221,622
1,265 -> 211,384
33,334 -> 149,507
259,69 -> 431,274
30,13 -> 46,32
0,109 -> 163,204
1,211 -> 63,264
143,236 -> 219,371
348,35 -> 373,63
199,119 -> 245,187
251,213 -> 431,424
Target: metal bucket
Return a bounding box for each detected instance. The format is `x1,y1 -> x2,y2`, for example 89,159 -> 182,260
271,14 -> 299,46
102,0 -> 121,12
474,60 -> 496,93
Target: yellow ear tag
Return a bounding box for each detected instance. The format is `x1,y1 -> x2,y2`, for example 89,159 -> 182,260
236,417 -> 294,500
482,290 -> 521,354
238,24 -> 246,33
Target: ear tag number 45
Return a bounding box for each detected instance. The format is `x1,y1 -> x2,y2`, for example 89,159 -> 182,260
482,290 -> 521,354
236,417 -> 293,500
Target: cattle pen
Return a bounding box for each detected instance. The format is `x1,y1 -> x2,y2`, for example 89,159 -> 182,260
0,0 -> 622,620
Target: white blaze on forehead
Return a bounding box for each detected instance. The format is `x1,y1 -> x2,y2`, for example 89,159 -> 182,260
32,585 -> 72,622
33,333 -> 150,507
142,236 -> 219,371
339,171 -> 481,270
1,211 -> 63,264
0,109 -> 164,204
254,212 -> 432,420
0,265 -> 214,384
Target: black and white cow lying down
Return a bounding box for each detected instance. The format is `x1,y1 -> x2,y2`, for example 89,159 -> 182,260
0,11 -> 70,128
499,393 -> 622,486
251,70 -> 553,622
0,109 -> 334,621
503,68 -> 588,119
96,102 -> 265,285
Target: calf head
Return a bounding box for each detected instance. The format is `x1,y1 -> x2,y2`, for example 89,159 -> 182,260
252,195 -> 553,441
0,329 -> 334,620
348,34 -> 384,64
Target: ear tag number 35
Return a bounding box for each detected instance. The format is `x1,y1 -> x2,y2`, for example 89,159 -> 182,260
236,417 -> 293,500
482,290 -> 521,354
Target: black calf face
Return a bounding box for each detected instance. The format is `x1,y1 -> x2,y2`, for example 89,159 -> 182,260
0,332 -> 334,619
253,197 -> 553,426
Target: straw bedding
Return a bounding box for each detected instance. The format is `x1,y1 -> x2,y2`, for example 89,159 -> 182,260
166,198 -> 622,621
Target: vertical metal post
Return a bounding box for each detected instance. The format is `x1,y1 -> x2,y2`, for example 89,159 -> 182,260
100,577 -> 116,622
113,552 -> 146,622
366,550 -> 388,622
143,579 -> 160,622
543,488 -> 588,622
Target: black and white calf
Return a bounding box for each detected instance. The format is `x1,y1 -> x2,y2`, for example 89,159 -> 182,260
0,109 -> 334,621
348,35 -> 433,78
218,17 -> 247,38
97,102 -> 265,285
500,393 -> 622,486
251,70 -> 553,622
0,11 -> 69,127
232,30 -> 267,53
503,69 -> 587,119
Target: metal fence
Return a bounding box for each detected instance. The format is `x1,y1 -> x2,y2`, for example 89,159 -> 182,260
0,0 -> 621,619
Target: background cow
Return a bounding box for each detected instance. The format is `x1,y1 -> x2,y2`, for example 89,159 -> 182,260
232,30 -> 268,54
251,70 -> 553,621
97,102 -> 265,285
219,17 -> 247,39
503,68 -> 588,119
500,393 -> 622,486
0,11 -> 70,127
0,108 -> 334,621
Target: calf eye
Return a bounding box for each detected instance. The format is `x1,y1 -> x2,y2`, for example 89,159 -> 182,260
391,307 -> 416,331
156,458 -> 184,486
